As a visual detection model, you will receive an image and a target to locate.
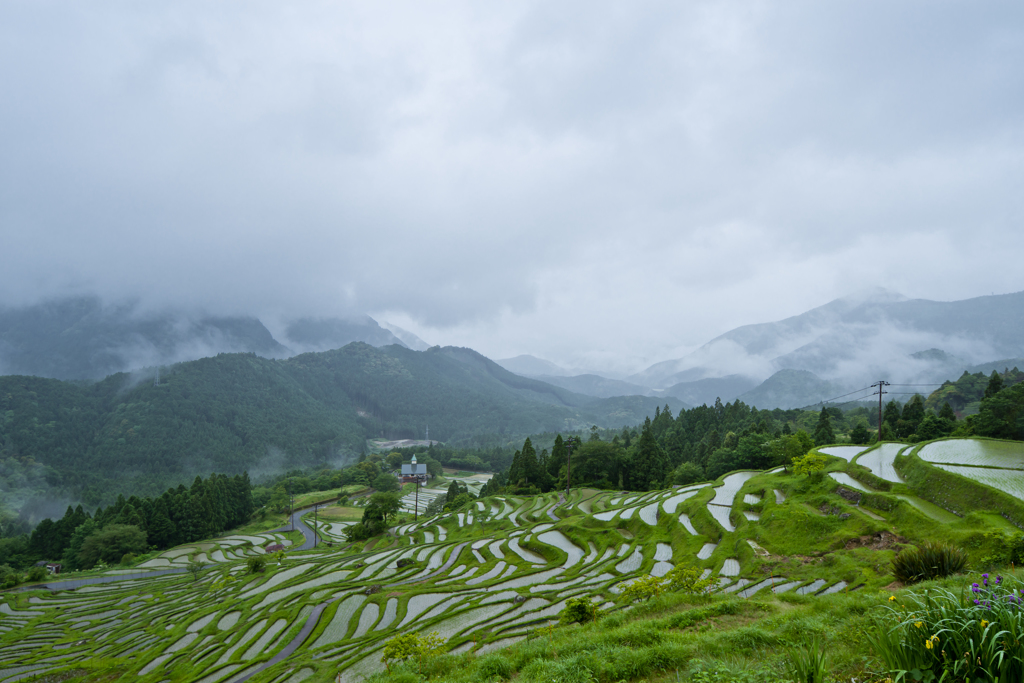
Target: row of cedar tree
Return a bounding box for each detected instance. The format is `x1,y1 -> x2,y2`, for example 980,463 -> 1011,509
25,473 -> 254,571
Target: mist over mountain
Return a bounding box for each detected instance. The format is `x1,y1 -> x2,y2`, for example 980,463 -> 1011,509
494,355 -> 574,377
488,289 -> 1024,409
525,374 -> 657,399
0,297 -> 435,381
0,297 -> 289,380
628,288 -> 1024,398
4,288 -> 1024,411
284,316 -> 408,353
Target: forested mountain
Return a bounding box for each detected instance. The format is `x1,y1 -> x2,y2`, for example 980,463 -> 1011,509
734,369 -> 845,409
0,343 -> 682,512
660,374 -> 758,406
525,374 -> 656,399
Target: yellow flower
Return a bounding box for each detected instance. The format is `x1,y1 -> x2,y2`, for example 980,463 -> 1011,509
926,640 -> 933,650
981,620 -> 989,628
931,635 -> 939,643
889,595 -> 897,602
915,621 -> 923,628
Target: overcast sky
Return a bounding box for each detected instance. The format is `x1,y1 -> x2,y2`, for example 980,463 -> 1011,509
2,1 -> 1022,374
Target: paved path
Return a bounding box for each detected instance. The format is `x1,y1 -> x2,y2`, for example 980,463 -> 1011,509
20,567 -> 187,592
273,505 -> 322,551
232,597 -> 340,683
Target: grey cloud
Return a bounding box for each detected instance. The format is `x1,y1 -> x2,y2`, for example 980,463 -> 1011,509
1,1 -> 1022,373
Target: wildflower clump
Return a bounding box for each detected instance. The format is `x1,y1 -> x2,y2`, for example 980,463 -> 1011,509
867,574 -> 1024,682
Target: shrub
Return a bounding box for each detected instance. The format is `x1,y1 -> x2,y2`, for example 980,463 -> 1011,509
247,556 -> 267,574
619,574 -> 664,603
559,596 -> 599,625
892,541 -> 968,584
120,552 -> 136,566
380,631 -> 446,672
26,566 -> 48,582
664,565 -> 716,595
792,452 -> 828,475
344,521 -> 382,542
187,560 -> 206,581
1,572 -> 20,588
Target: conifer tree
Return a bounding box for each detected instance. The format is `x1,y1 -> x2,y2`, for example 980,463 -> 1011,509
813,407 -> 835,446
630,417 -> 670,491
985,370 -> 1005,399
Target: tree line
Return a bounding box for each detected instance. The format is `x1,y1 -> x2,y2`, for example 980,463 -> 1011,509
1,473 -> 253,573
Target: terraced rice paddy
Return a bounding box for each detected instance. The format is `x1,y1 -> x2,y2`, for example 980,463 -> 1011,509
853,444 -> 907,482
919,439 -> 1024,469
828,472 -> 871,492
3,452 -> 952,683
819,446 -> 867,461
930,464 -> 1024,500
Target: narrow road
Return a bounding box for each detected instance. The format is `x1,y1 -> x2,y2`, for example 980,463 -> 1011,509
22,567 -> 187,591
271,505 -> 322,551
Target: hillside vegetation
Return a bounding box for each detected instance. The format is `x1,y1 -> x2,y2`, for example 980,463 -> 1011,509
0,344 -> 682,509
2,437 -> 1024,683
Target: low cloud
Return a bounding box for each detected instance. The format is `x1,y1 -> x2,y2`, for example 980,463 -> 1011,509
1,1 -> 1021,374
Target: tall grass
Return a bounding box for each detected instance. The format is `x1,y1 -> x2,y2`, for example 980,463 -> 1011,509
891,541 -> 969,584
867,574 -> 1024,682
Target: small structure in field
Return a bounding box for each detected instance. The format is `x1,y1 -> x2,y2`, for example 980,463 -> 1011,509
401,455 -> 428,485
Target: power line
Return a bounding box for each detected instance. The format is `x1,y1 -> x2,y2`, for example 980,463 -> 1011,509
887,383 -> 944,387
817,386 -> 875,405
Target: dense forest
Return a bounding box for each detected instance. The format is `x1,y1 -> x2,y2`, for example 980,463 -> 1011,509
0,343 -> 682,515
0,473 -> 253,577
484,368 -> 1024,495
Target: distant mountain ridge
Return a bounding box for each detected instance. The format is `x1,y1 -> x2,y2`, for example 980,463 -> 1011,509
0,342 -> 685,507
0,297 -> 432,380
629,288 -> 1024,393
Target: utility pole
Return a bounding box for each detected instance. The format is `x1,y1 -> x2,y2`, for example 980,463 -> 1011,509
313,504 -> 319,548
287,479 -> 295,533
564,436 -> 581,496
872,380 -> 890,441
414,476 -> 419,522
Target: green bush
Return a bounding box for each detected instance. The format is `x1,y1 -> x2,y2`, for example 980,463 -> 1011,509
619,574 -> 664,603
664,564 -> 716,595
559,596 -> 599,625
247,556 -> 267,574
26,566 -> 48,582
891,541 -> 968,584
120,552 -> 136,566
